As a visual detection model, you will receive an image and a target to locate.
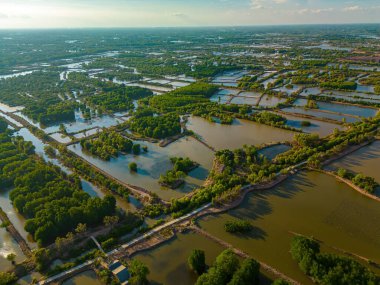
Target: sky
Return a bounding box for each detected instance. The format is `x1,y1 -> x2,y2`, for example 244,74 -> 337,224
0,0 -> 379,28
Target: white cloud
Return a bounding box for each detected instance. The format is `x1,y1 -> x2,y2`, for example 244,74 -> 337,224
250,0 -> 287,10
343,6 -> 362,12
297,8 -> 334,15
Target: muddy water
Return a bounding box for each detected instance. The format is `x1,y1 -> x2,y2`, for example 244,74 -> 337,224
61,270 -> 102,285
68,136 -> 214,201
279,112 -> 344,137
198,171 -> 380,284
133,231 -> 274,285
327,140 -> 380,195
0,190 -> 36,248
187,116 -> 295,150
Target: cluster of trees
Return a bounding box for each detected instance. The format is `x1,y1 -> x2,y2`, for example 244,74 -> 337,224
0,129 -> 117,246
80,130 -> 134,160
337,168 -> 379,193
187,65 -> 237,79
25,101 -> 77,126
238,75 -> 263,91
0,118 -> 8,132
128,114 -> 181,139
0,272 -> 17,285
118,55 -> 191,77
148,82 -> 218,113
306,98 -> 318,109
0,71 -> 80,125
291,76 -> 317,85
320,81 -> 357,91
159,157 -> 198,189
59,147 -> 130,200
128,259 -> 150,285
251,111 -> 287,128
192,104 -> 251,125
290,236 -> 378,284
97,71 -> 142,82
224,220 -> 253,233
194,249 -> 260,285
85,86 -> 152,113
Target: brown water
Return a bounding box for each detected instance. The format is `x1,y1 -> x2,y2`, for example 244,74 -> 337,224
0,227 -> 26,271
187,116 -> 295,150
327,140 -> 380,195
280,112 -> 344,137
198,171 -> 380,284
133,231 -> 275,285
0,190 -> 37,248
61,270 -> 102,285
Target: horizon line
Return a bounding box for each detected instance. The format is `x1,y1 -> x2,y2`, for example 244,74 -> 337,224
1,22 -> 380,31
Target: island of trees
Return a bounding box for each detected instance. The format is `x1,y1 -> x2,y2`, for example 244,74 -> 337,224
290,236 -> 378,284
80,130 -> 134,160
159,157 -> 199,189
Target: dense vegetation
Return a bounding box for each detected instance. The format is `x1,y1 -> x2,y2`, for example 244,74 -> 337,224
224,220 -> 253,233
0,129 -> 116,246
195,249 -> 260,285
251,111 -> 287,128
80,130 -> 134,160
159,157 -> 198,189
0,272 -> 17,285
336,168 -> 379,193
128,113 -> 181,139
147,82 -> 219,113
188,249 -> 206,275
320,81 -> 357,91
85,86 -> 152,113
290,236 -> 378,284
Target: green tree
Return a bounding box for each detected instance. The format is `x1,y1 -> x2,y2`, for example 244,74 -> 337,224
228,258 -> 260,285
75,223 -> 87,235
337,168 -> 348,178
132,144 -> 141,155
0,272 -> 17,285
103,215 -> 119,228
188,249 -> 206,275
129,162 -> 138,172
6,253 -> 16,265
129,259 -> 150,285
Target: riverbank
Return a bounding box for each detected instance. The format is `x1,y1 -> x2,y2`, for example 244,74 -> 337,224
313,168 -> 380,202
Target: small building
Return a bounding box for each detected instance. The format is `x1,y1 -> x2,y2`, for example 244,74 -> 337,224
109,260 -> 130,285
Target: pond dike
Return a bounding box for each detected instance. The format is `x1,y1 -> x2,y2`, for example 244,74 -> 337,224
0,208 -> 32,258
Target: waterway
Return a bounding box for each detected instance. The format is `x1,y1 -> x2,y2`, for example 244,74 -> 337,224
198,171 -> 380,284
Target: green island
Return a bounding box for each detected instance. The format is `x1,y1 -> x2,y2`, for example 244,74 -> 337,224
159,157 -> 199,189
